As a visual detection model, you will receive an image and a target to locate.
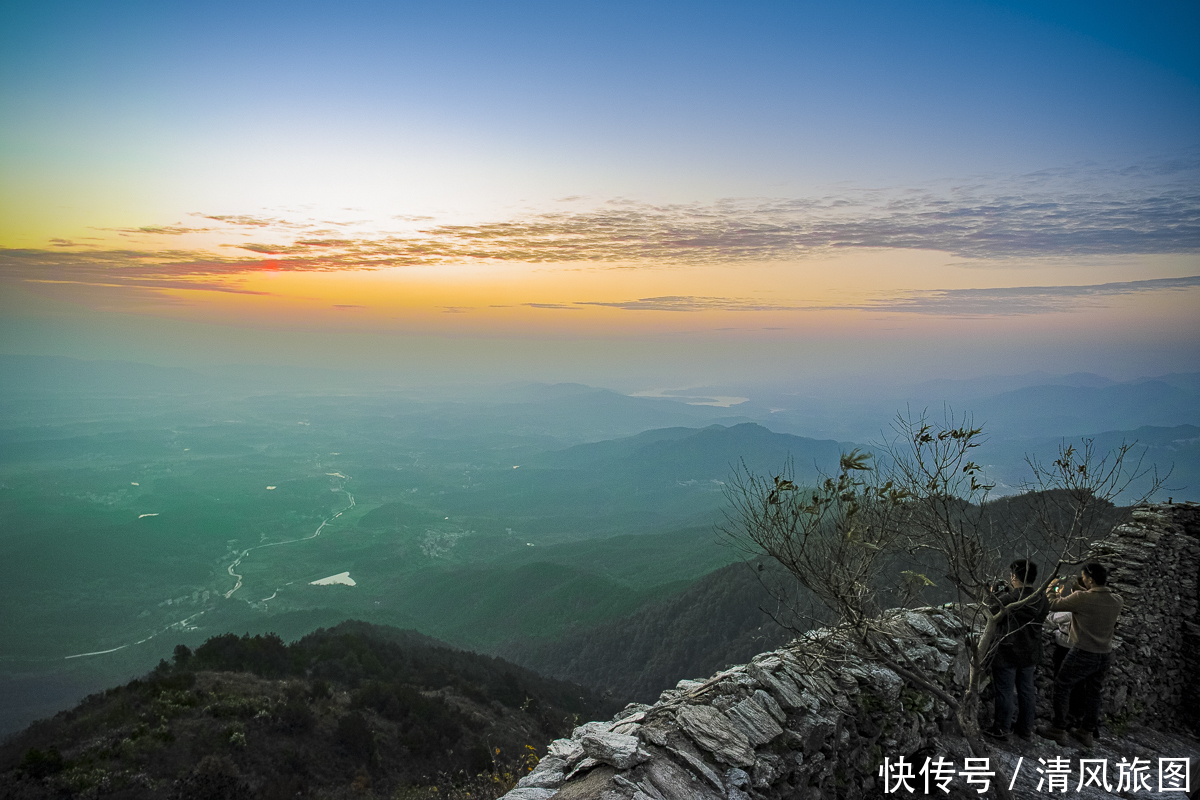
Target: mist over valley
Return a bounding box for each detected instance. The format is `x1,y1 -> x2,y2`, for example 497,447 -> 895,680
1,355 -> 1195,739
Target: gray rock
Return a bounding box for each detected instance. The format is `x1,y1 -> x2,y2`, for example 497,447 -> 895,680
613,774 -> 641,794
753,689 -> 786,723
900,610 -> 941,638
834,670 -> 861,694
845,661 -> 903,702
665,740 -> 724,792
796,688 -> 823,713
789,668 -> 837,703
792,711 -> 837,752
548,737 -> 586,766
675,704 -> 755,767
746,662 -> 805,709
709,694 -> 737,713
581,731 -> 646,769
724,767 -> 749,789
750,653 -> 783,670
614,703 -> 652,721
549,765 -> 617,800
731,671 -> 759,691
638,721 -> 671,747
896,638 -> 942,671
565,756 -> 601,781
500,789 -> 557,800
516,755 -> 569,789
933,636 -> 960,654
573,720 -> 613,740
728,696 -> 784,745
642,754 -> 724,800
632,782 -> 666,800
752,753 -> 784,789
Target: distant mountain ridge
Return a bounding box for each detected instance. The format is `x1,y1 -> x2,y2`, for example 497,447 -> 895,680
983,423 -> 1200,499
968,380 -> 1199,437
535,422 -> 848,486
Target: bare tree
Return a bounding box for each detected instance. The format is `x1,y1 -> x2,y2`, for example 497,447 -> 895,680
721,409 -> 1168,793
1021,438 -> 1167,565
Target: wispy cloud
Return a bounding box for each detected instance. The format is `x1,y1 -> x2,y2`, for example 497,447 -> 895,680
0,247 -> 275,296
574,296 -> 806,312
24,277 -> 272,296
103,225 -> 214,236
199,214 -> 281,228
3,160 -> 1197,300
527,276 -> 1200,317
849,275 -> 1200,315
410,178 -> 1200,264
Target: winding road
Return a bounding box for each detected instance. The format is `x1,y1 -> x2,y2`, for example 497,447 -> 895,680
224,485 -> 356,599
62,477 -> 355,660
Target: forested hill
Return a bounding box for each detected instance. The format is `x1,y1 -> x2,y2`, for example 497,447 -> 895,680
493,489 -> 1132,704
497,558 -> 795,703
0,622 -> 616,799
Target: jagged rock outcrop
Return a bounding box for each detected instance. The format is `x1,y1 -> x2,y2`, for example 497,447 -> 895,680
501,502 -> 1200,800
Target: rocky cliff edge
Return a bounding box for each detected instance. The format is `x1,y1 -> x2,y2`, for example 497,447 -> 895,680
501,502 -> 1200,800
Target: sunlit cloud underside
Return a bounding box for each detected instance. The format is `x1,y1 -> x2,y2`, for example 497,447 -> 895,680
3,162 -> 1199,327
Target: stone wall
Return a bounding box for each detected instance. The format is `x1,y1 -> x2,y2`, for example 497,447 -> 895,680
500,502 -> 1200,800
1091,502 -> 1200,731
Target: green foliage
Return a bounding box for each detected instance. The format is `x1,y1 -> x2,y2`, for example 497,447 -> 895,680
500,559 -> 794,702
205,694 -> 273,720
856,690 -> 888,715
193,632 -> 290,677
336,711 -> 375,763
0,621 -> 608,799
19,747 -> 64,779
173,644 -> 193,667
275,700 -> 317,734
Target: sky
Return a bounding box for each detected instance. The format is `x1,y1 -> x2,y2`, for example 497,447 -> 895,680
1,0 -> 1198,389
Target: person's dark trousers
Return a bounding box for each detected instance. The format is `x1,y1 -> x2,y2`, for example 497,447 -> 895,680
1052,649 -> 1111,732
992,652 -> 1037,734
1052,643 -> 1090,731
1052,643 -> 1069,674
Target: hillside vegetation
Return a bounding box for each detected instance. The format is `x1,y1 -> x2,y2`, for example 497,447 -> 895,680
0,622 -> 615,800
498,558 -> 794,702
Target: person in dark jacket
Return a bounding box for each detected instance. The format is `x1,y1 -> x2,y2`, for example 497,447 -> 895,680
984,559 -> 1050,741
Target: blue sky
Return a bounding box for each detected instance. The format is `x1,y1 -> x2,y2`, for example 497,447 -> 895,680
1,1 -> 1197,385
5,0 -> 1197,202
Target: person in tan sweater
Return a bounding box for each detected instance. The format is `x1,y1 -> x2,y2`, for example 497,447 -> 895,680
1037,562 -> 1123,748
